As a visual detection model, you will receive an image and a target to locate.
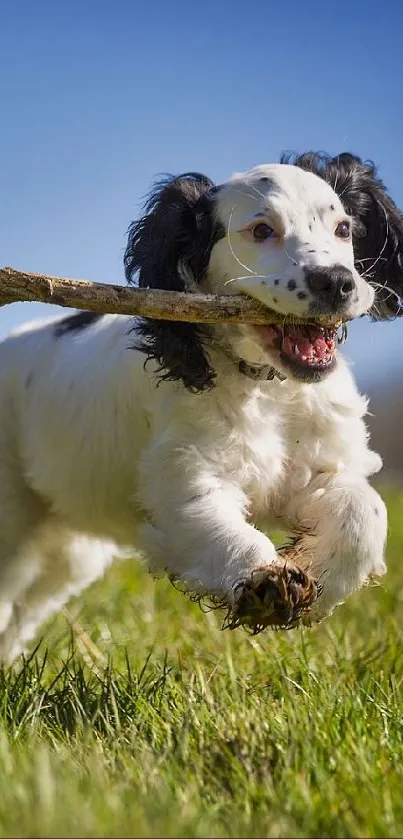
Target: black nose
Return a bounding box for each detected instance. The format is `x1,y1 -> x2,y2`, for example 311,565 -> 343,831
304,265 -> 355,309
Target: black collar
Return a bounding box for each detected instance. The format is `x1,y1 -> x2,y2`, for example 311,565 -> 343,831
238,359 -> 286,382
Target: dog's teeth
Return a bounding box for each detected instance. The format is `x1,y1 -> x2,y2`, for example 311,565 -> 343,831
293,344 -> 300,356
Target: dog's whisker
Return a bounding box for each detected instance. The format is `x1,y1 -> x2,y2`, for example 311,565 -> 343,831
332,169 -> 340,193
357,256 -> 388,264
368,280 -> 400,301
231,187 -> 262,204
336,182 -> 352,200
369,280 -> 402,313
224,274 -> 266,287
243,182 -> 271,202
226,207 -> 257,276
361,205 -> 390,278
284,248 -> 298,267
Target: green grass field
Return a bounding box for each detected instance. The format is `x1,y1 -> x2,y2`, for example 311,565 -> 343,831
0,488 -> 403,838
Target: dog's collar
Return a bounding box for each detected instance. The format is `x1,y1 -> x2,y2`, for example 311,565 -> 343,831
238,359 -> 286,382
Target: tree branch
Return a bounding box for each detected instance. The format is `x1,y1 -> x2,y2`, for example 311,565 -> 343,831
0,266 -> 343,325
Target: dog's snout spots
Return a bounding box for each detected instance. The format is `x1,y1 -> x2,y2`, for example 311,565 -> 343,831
304,265 -> 355,309
288,280 -> 297,291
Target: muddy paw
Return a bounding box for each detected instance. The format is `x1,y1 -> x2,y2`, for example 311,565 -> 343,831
227,564 -> 321,633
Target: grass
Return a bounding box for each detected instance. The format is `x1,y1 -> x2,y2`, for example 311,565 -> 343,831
0,489 -> 403,837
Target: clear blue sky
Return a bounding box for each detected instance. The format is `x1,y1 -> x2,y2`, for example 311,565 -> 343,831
1,0 -> 402,387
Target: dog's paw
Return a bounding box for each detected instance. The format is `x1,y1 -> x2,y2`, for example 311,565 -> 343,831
227,564 -> 320,633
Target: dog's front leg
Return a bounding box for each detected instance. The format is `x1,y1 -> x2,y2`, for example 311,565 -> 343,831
137,445 -> 320,631
282,471 -> 387,622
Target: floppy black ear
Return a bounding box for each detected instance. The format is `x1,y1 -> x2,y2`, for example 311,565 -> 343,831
285,152 -> 403,319
324,154 -> 403,319
124,172 -> 223,391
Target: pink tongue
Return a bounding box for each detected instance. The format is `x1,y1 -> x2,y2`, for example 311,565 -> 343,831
311,336 -> 328,360
284,332 -> 328,360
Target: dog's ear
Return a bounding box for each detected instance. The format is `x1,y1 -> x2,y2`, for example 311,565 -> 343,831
324,153 -> 403,319
124,172 -> 223,391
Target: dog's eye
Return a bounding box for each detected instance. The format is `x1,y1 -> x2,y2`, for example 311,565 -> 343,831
335,220 -> 351,240
252,223 -> 275,241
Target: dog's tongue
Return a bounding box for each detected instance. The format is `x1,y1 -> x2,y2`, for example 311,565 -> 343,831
283,326 -> 329,361
256,322 -> 338,368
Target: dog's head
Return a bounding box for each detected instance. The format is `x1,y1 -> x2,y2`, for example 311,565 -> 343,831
124,153 -> 403,390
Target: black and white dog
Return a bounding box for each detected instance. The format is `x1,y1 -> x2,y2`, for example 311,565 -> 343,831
0,152 -> 402,662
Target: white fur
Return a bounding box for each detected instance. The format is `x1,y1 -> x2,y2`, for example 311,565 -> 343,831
0,163 -> 387,661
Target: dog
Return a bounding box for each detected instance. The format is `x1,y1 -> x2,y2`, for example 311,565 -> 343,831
0,151 -> 402,662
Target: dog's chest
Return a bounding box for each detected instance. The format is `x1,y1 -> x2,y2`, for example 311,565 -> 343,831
226,382 -> 344,511
221,388 -> 289,509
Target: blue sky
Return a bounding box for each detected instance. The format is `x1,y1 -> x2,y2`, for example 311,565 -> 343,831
1,0 -> 402,387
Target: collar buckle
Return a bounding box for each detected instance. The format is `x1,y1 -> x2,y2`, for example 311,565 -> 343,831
238,359 -> 286,382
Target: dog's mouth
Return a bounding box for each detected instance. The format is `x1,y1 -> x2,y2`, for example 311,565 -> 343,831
254,321 -> 341,381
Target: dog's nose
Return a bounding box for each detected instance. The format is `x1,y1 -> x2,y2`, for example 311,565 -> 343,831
304,265 -> 355,309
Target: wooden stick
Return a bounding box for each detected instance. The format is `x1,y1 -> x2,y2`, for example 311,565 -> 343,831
0,266 -> 344,325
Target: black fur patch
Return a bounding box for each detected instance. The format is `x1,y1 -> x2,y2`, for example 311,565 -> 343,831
54,311 -> 103,337
124,172 -> 224,392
